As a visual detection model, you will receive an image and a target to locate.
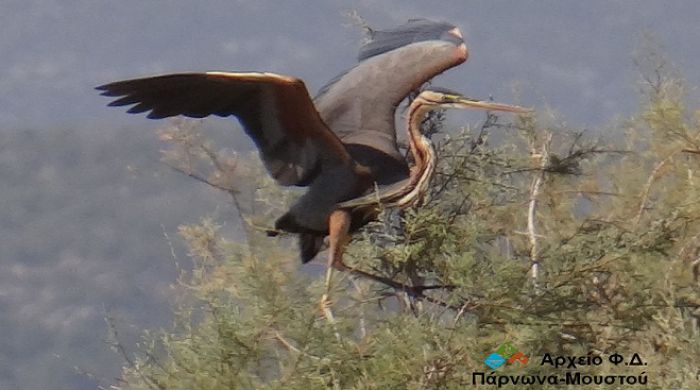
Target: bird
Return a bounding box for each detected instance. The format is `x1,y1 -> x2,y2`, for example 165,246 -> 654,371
97,19 -> 529,313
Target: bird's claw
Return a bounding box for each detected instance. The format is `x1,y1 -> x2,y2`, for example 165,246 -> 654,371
320,293 -> 336,324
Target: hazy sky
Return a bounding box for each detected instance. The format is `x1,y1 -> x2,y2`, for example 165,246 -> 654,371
3,0 -> 699,130
3,1 -> 700,389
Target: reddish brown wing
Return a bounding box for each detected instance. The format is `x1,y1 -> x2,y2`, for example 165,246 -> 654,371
97,72 -> 352,186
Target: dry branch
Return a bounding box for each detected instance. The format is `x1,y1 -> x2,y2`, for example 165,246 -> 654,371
528,132 -> 552,284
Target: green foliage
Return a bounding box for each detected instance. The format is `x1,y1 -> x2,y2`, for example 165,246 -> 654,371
115,50 -> 700,389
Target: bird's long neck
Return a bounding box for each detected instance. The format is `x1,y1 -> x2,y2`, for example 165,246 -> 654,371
407,99 -> 434,174
405,98 -> 437,199
336,98 -> 437,211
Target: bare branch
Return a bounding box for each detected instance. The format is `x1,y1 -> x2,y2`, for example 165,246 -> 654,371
634,151 -> 677,225
272,331 -> 322,361
104,314 -> 163,390
528,132 -> 552,285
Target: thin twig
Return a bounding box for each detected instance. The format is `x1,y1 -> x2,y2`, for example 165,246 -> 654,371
164,163 -> 236,193
104,314 -> 163,390
273,331 -> 321,360
349,277 -> 368,339
452,302 -> 470,327
634,151 -> 677,225
339,265 -> 462,310
199,143 -> 225,173
161,224 -> 179,263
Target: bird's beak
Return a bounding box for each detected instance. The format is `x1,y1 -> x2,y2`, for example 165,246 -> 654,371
449,96 -> 531,114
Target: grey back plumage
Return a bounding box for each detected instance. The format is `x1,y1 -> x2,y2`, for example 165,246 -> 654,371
314,19 -> 467,160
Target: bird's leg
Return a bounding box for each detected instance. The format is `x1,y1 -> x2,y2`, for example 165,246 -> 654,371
322,210 -> 457,321
321,209 -> 352,326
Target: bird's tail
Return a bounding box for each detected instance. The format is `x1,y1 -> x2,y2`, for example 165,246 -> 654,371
299,233 -> 325,263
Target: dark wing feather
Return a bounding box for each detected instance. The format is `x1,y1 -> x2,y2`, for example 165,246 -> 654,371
314,19 -> 467,160
98,72 -> 352,186
357,19 -> 463,61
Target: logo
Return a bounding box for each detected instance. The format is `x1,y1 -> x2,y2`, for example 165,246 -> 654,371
484,342 -> 529,370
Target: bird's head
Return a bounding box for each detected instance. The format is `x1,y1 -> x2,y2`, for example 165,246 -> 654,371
416,87 -> 531,114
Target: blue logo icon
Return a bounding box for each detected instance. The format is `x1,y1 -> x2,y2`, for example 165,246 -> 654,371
484,352 -> 507,369
484,342 -> 529,370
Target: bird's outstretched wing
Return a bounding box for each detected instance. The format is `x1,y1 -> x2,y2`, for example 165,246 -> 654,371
97,72 -> 352,187
314,19 -> 467,160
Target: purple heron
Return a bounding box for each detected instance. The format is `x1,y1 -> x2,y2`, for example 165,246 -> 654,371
97,19 -> 529,312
